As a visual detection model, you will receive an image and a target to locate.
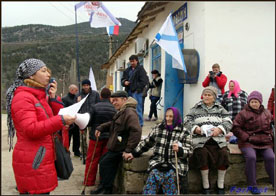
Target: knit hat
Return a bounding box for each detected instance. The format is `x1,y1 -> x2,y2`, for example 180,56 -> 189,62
202,86 -> 218,99
111,90 -> 128,98
82,79 -> 91,86
248,91 -> 263,104
6,58 -> 46,151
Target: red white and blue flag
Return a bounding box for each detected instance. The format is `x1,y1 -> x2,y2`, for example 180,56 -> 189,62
106,25 -> 119,36
75,1 -> 121,28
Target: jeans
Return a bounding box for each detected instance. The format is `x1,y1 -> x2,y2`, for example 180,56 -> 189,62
149,96 -> 160,119
129,91 -> 143,126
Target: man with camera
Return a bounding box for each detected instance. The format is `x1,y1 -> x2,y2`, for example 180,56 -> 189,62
202,63 -> 227,102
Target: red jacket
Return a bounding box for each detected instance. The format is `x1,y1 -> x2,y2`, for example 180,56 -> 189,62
267,88 -> 275,118
11,86 -> 64,194
232,104 -> 274,149
202,72 -> 227,95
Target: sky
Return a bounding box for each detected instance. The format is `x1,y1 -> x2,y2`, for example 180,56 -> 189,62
1,1 -> 145,27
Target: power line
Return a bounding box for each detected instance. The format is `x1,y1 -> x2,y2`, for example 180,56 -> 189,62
61,2 -> 89,22
48,2 -> 73,24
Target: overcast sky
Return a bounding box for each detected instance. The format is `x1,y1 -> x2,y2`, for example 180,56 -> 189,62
1,1 -> 145,27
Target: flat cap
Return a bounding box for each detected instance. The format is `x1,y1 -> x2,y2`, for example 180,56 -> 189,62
111,90 -> 128,98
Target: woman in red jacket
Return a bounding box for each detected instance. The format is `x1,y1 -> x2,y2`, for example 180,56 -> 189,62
267,87 -> 275,119
6,58 -> 76,194
232,91 -> 274,194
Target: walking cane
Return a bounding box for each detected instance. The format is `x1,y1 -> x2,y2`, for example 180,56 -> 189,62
174,151 -> 180,195
81,137 -> 98,195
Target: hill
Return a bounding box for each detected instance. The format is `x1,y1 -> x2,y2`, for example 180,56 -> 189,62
1,18 -> 135,109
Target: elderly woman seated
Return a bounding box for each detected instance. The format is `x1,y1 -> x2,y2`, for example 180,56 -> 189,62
184,86 -> 233,194
128,107 -> 193,195
232,91 -> 274,194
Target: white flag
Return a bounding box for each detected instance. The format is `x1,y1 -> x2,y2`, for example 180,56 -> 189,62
155,13 -> 187,72
89,67 -> 97,91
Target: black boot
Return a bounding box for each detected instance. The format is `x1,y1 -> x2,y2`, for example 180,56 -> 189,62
202,188 -> 211,194
90,185 -> 104,194
216,183 -> 225,195
101,188 -> 112,194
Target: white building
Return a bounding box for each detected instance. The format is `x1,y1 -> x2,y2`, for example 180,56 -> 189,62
102,1 -> 275,119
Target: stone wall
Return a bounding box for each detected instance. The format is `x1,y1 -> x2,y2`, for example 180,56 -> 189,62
113,145 -> 270,194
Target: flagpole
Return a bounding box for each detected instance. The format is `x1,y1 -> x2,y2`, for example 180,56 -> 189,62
75,8 -> 81,90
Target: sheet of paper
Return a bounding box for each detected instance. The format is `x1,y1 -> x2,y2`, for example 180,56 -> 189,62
58,94 -> 89,117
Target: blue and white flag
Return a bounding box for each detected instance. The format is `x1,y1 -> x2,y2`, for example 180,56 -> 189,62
89,67 -> 97,91
155,13 -> 187,72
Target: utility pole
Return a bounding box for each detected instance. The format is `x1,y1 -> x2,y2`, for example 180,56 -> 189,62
109,35 -> 113,58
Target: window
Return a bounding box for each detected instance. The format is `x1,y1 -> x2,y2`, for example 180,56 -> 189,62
151,44 -> 161,73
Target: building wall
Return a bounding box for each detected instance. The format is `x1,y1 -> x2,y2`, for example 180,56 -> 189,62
183,1 -> 275,115
109,1 -> 275,119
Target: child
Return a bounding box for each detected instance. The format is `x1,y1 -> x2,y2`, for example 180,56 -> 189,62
128,107 -> 193,194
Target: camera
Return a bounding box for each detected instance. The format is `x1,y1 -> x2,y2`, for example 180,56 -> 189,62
209,71 -> 216,78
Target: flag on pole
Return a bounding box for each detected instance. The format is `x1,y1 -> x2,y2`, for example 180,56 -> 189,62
89,67 -> 97,91
75,2 -> 121,28
155,13 -> 187,72
106,25 -> 119,36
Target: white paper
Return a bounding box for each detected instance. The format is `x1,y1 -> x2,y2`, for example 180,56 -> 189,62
201,124 -> 215,137
58,94 -> 89,117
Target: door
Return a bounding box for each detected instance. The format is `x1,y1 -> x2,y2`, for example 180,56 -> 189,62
164,53 -> 184,118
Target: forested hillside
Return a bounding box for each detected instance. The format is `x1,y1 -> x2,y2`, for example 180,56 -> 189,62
1,18 -> 135,109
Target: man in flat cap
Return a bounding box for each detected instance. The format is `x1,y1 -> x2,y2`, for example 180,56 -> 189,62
91,90 -> 142,194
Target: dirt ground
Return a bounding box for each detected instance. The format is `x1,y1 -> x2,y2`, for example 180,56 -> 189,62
1,114 -> 154,195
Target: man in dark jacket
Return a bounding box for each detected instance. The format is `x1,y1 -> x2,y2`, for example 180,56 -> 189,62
91,90 -> 142,194
83,88 -> 117,186
77,79 -> 100,163
121,55 -> 149,127
62,84 -> 81,156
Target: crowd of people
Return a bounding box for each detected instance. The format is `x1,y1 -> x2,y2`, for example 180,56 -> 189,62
6,57 -> 274,195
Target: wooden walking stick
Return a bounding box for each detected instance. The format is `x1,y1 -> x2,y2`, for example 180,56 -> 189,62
175,151 -> 180,195
81,137 -> 98,195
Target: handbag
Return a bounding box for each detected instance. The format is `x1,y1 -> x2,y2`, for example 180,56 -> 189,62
249,133 -> 272,145
35,97 -> 73,179
54,134 -> 74,179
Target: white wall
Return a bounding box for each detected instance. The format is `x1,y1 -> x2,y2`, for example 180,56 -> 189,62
183,2 -> 207,115
204,2 -> 275,108
183,2 -> 275,115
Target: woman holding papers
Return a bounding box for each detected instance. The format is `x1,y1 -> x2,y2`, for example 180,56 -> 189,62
6,58 -> 76,194
184,86 -> 232,194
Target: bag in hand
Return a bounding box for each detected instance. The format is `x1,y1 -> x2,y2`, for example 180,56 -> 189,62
249,133 -> 273,145
54,136 -> 74,179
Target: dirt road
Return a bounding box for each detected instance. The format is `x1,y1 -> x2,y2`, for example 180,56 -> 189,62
1,114 -> 154,195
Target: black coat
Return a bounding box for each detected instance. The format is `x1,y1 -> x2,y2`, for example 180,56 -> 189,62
62,92 -> 77,107
89,99 -> 117,140
121,64 -> 149,93
78,88 -> 100,114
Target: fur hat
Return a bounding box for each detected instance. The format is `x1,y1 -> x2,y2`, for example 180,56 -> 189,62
248,91 -> 263,104
202,86 -> 218,99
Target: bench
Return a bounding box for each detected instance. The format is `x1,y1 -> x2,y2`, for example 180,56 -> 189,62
113,144 -> 270,194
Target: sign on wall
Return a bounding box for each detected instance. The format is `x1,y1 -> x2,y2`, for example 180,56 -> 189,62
172,2 -> 187,27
